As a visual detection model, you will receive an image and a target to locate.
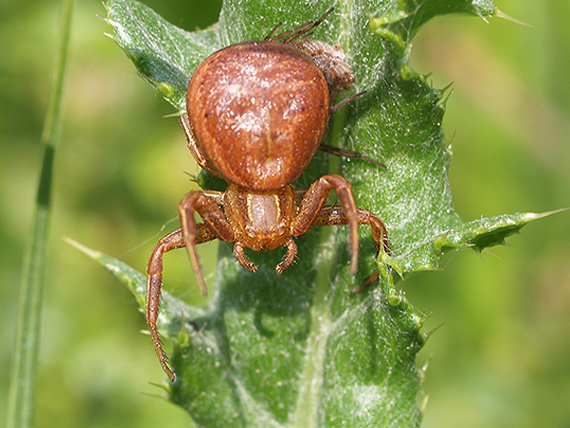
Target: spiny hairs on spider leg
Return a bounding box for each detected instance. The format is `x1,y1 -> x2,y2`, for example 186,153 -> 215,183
145,8 -> 390,382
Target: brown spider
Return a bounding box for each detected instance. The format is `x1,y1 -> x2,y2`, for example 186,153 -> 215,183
146,8 -> 390,381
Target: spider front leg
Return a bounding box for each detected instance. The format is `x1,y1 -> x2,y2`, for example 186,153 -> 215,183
291,174 -> 360,274
311,205 -> 391,294
312,206 -> 390,254
146,223 -> 218,381
178,191 -> 237,295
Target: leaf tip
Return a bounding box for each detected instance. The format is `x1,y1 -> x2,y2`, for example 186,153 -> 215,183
426,323 -> 444,340
148,381 -> 172,394
524,208 -> 568,221
419,394 -> 429,416
494,9 -> 532,28
437,81 -> 454,107
103,32 -> 117,42
62,235 -> 101,260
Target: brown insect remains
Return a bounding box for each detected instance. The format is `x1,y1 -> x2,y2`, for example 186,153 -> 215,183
146,8 -> 390,381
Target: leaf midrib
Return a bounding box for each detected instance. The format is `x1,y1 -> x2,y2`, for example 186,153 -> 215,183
292,227 -> 334,427
290,9 -> 358,425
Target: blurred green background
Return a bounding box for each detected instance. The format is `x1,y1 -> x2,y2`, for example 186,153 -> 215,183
1,1 -> 569,427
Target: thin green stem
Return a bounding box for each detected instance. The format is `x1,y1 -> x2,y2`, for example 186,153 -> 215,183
6,1 -> 74,428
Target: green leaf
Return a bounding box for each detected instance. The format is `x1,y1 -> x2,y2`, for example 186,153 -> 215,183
104,0 -> 222,110
368,0 -> 497,45
87,0 -> 548,426
63,237 -> 201,336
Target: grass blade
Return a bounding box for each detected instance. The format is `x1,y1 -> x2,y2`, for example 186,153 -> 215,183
6,1 -> 75,427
